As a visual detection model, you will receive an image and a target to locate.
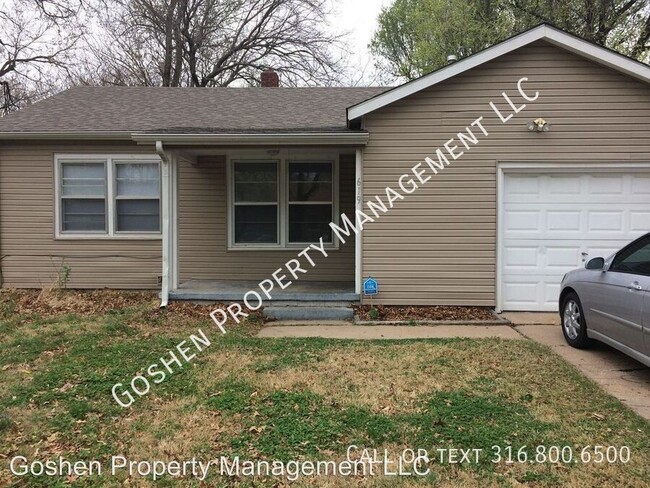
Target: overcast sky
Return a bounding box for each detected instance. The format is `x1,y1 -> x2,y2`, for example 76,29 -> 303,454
329,0 -> 395,84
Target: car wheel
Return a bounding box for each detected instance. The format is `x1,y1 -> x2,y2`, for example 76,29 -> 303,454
561,292 -> 591,349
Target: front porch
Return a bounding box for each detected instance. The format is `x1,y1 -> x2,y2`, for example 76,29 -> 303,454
169,279 -> 359,302
155,143 -> 364,308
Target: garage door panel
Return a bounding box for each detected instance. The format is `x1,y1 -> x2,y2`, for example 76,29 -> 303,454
587,175 -> 623,194
630,211 -> 650,230
502,275 -> 560,311
504,246 -> 539,269
503,280 -> 540,308
502,171 -> 650,311
504,210 -> 540,232
547,211 -> 581,231
631,176 -> 650,194
546,246 -> 582,268
587,211 -> 623,232
548,175 -> 581,194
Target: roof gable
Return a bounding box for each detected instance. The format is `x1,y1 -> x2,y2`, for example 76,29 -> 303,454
347,24 -> 650,120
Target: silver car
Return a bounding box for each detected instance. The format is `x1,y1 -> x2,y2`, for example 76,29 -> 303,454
559,233 -> 650,367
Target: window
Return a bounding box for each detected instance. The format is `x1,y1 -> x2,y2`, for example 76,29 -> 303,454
60,161 -> 107,232
229,157 -> 337,249
233,161 -> 279,244
115,162 -> 161,232
610,234 -> 650,276
288,162 -> 333,243
57,156 -> 161,237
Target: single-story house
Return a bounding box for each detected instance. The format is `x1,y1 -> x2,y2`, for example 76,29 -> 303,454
1,24 -> 649,312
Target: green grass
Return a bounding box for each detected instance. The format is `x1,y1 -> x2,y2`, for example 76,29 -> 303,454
0,290 -> 648,487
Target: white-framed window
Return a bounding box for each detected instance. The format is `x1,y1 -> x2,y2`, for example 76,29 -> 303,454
55,155 -> 161,238
232,160 -> 280,245
287,161 -> 334,244
229,155 -> 338,249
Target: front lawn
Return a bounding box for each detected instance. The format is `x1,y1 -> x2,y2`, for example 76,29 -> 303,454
0,290 -> 648,487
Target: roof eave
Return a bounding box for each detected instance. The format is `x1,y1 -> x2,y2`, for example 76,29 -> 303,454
131,132 -> 370,146
0,131 -> 133,141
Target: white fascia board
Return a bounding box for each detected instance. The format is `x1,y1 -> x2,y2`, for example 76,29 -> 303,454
543,27 -> 650,84
132,132 -> 370,146
347,24 -> 650,120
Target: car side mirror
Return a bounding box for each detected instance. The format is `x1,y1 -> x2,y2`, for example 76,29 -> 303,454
586,257 -> 605,270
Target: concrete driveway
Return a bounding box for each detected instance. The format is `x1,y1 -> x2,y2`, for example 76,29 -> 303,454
505,313 -> 650,420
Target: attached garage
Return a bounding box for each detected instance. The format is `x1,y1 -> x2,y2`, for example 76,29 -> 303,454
498,165 -> 650,311
352,24 -> 650,308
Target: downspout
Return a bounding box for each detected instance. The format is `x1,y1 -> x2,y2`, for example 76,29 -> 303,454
156,141 -> 171,308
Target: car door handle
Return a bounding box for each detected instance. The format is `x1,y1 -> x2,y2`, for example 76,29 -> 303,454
628,282 -> 643,291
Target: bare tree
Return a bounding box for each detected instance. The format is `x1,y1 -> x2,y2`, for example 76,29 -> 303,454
0,0 -> 82,114
78,0 -> 345,87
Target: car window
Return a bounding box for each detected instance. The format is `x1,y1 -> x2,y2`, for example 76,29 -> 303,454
610,235 -> 650,276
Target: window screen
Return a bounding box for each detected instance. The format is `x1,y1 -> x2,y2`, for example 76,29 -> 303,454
114,162 -> 160,232
288,162 -> 333,243
60,162 -> 107,232
233,161 -> 279,244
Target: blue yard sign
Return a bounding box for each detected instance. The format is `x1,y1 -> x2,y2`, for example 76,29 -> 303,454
363,277 -> 378,296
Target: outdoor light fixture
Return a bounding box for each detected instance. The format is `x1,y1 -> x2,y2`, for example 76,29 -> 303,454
527,118 -> 551,132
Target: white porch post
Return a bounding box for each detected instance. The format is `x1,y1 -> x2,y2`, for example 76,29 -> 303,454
156,141 -> 175,307
355,148 -> 363,296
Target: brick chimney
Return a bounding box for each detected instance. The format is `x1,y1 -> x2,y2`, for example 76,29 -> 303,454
261,69 -> 279,88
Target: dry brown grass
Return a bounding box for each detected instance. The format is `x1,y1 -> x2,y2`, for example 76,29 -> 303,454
1,291 -> 647,488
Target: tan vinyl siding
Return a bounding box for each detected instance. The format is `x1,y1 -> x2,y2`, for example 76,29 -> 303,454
178,154 -> 355,282
362,41 -> 650,306
0,143 -> 162,289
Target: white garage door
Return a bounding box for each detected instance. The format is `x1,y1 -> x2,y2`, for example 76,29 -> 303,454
501,171 -> 650,311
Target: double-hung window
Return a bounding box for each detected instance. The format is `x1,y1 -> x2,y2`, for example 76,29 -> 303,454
230,157 -> 336,248
56,155 -> 161,237
288,162 -> 333,244
232,161 -> 279,245
60,161 -> 107,233
114,162 -> 161,232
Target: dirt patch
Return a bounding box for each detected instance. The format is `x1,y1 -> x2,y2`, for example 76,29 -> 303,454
354,305 -> 496,322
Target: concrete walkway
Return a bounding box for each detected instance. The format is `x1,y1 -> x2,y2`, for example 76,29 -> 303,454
257,324 -> 523,340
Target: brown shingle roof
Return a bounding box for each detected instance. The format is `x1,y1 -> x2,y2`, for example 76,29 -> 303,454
0,86 -> 389,134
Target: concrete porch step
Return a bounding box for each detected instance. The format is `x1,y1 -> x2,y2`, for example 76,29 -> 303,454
264,306 -> 354,321
264,300 -> 353,307
169,290 -> 359,302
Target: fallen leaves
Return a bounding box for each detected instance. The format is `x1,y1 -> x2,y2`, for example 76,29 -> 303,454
354,305 -> 497,322
3,288 -> 155,318
0,289 -> 267,330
